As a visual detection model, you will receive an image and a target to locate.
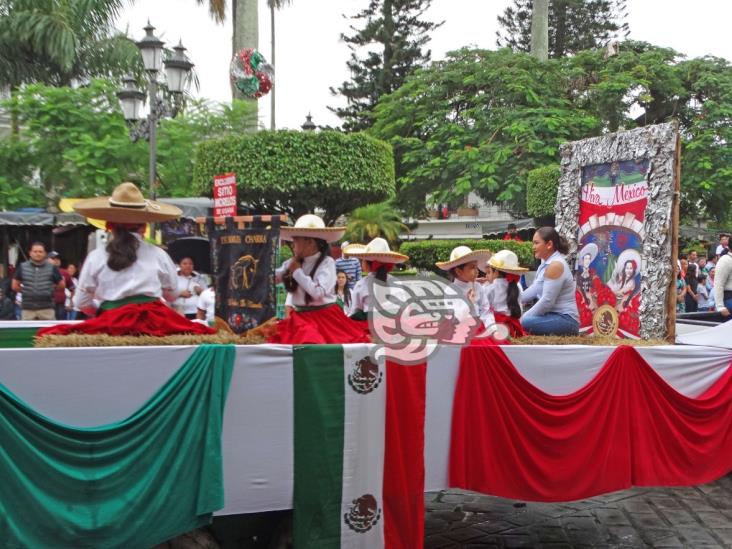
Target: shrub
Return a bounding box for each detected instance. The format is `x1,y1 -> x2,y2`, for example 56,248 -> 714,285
193,130 -> 395,224
400,239 -> 534,273
526,165 -> 561,218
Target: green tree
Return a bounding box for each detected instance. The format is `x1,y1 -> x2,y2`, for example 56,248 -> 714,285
330,0 -> 443,131
345,202 -> 408,245
0,138 -> 42,210
370,44 -> 732,225
370,48 -> 600,216
0,0 -> 140,88
497,0 -> 629,58
3,80 -> 146,205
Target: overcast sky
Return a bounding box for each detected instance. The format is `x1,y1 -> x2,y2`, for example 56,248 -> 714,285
116,0 -> 732,130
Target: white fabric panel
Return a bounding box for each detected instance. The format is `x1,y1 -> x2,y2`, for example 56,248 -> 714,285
676,320 -> 732,350
0,346 -> 195,426
503,345 -> 615,395
424,345 -> 461,492
219,344 -> 294,515
0,320 -> 81,329
636,346 -> 732,398
340,345 -> 386,549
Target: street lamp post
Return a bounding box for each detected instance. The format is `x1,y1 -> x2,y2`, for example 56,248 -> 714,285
117,21 -> 193,200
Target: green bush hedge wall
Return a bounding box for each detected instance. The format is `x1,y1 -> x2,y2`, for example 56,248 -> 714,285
400,239 -> 535,273
526,164 -> 561,218
193,130 -> 395,223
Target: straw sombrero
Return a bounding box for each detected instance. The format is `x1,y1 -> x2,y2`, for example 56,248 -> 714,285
344,237 -> 408,264
73,182 -> 182,223
280,214 -> 346,242
487,250 -> 528,275
342,243 -> 367,257
436,246 -> 491,271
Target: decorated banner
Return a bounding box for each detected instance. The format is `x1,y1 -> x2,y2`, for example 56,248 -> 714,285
213,173 -> 237,218
208,217 -> 279,333
556,123 -> 680,340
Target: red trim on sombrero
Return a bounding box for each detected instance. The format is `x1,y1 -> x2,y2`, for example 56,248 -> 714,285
37,301 -> 216,337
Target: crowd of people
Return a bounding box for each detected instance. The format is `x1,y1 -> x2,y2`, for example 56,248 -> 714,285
675,233 -> 731,317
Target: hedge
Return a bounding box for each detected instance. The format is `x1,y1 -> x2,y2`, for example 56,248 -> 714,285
193,130 -> 395,223
526,164 -> 560,218
400,239 -> 535,273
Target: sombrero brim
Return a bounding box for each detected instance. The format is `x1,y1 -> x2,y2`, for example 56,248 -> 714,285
342,244 -> 367,257
74,197 -> 182,223
487,260 -> 528,275
436,250 -> 492,271
346,251 -> 409,264
280,227 -> 346,242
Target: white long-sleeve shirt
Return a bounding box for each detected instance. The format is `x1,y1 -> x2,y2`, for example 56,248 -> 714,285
348,272 -> 396,316
275,253 -> 336,307
452,278 -> 496,329
484,277 -> 523,315
73,234 -> 178,311
714,253 -> 732,311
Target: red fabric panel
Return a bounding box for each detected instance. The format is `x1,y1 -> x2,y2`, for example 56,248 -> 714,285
493,312 -> 527,338
449,345 -> 732,502
37,301 -> 215,337
383,361 -> 426,549
578,199 -> 646,226
267,304 -> 370,344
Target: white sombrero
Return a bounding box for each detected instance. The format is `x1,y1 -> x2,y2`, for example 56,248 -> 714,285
344,237 -> 408,264
280,214 -> 346,242
577,242 -> 599,265
487,249 -> 528,275
73,182 -> 182,223
436,246 -> 492,271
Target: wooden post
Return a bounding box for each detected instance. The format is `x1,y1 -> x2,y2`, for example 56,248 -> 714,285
665,132 -> 682,342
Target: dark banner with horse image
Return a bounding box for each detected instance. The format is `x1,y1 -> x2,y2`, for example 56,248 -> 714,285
208,217 -> 279,334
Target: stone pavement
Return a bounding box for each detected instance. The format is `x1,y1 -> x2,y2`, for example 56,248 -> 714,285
425,474 -> 732,548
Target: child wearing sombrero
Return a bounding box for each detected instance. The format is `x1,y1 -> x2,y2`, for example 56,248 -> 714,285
436,246 -> 497,338
484,250 -> 527,338
267,214 -> 371,344
37,182 -> 215,338
344,238 -> 409,321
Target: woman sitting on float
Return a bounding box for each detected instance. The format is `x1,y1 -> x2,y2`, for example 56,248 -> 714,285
436,246 -> 499,339
38,182 -> 215,338
268,214 -> 370,344
346,238 -> 409,321
520,226 -> 579,336
484,249 -> 527,338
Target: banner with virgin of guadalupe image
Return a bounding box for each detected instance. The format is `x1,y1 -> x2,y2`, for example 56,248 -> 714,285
575,160 -> 649,338
208,218 -> 279,334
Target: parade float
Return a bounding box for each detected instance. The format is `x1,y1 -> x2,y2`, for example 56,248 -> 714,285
2,123 -> 732,549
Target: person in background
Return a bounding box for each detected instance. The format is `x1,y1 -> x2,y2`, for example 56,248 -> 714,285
676,261 -> 687,314
715,233 -> 730,257
12,242 -> 64,320
696,272 -> 710,311
519,227 -> 579,336
65,263 -> 79,320
0,263 -> 15,320
196,275 -> 216,325
174,257 -> 206,319
334,241 -> 362,290
684,263 -> 699,313
334,269 -> 352,311
48,252 -> 75,320
502,223 -> 523,242
713,247 -> 732,321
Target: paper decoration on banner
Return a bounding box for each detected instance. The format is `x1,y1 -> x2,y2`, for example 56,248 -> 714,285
230,48 -> 274,99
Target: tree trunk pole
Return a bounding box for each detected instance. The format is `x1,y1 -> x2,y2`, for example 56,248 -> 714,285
270,4 -> 275,130
232,0 -> 259,123
531,0 -> 549,61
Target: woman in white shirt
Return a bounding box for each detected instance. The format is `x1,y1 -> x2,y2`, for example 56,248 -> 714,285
268,214 -> 371,344
174,257 -> 205,319
37,182 -> 215,338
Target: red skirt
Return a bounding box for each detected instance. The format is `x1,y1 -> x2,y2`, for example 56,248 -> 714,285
268,304 -> 371,345
494,312 -> 527,339
37,301 -> 216,337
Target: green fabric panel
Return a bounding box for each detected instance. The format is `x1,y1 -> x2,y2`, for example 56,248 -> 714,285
0,344 -> 235,549
98,294 -> 158,311
293,345 -> 345,549
0,327 -> 38,348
